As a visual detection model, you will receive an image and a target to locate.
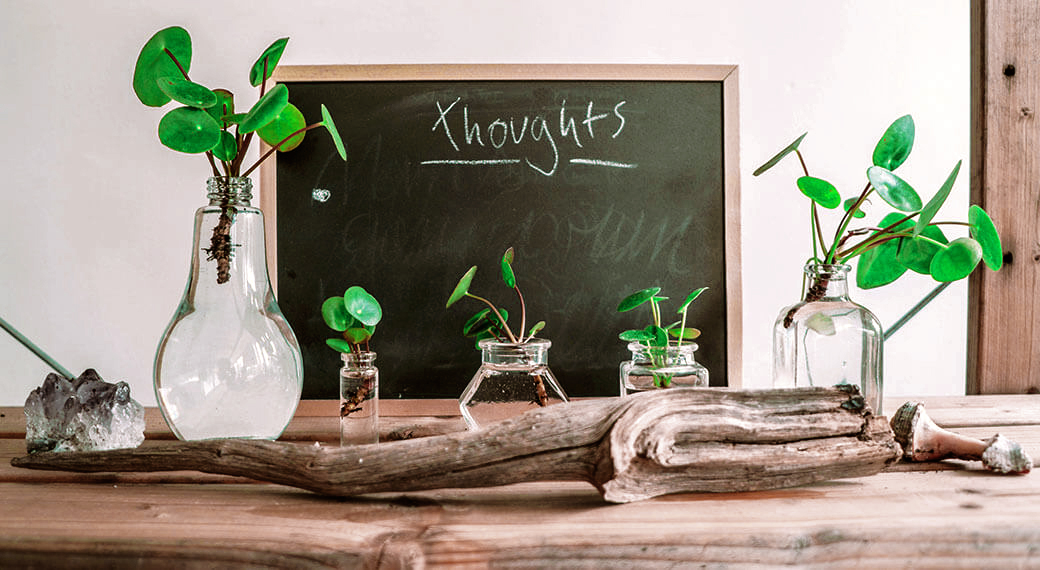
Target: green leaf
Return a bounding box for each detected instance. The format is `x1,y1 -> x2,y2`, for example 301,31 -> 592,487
843,197 -> 867,219
257,102 -> 306,152
501,247 -> 516,288
619,329 -> 654,342
930,237 -> 983,282
343,325 -> 375,345
969,205 -> 1003,271
223,113 -> 246,125
677,287 -> 708,313
155,76 -> 216,109
797,176 -> 841,209
133,26 -> 192,107
866,166 -> 923,212
752,132 -> 807,176
446,266 -> 477,307
343,286 -> 382,327
527,320 -> 546,338
914,160 -> 961,237
896,225 -> 949,275
249,37 -> 289,87
326,338 -> 353,353
645,325 -> 669,347
617,287 -> 661,312
321,104 -> 347,161
668,327 -> 701,340
239,83 -> 289,133
211,130 -> 238,162
805,312 -> 836,336
872,114 -> 915,171
321,296 -> 349,331
463,308 -> 492,336
855,212 -> 912,289
157,106 -> 221,154
206,89 -> 235,128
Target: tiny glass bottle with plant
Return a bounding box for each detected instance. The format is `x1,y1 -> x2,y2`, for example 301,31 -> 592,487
322,286 -> 382,445
617,286 -> 710,395
446,248 -> 569,430
141,26 -> 346,440
754,115 -> 1003,414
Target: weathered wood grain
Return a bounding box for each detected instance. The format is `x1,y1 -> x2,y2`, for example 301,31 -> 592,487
11,387 -> 900,502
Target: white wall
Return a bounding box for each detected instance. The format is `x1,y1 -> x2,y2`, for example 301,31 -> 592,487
0,0 -> 970,406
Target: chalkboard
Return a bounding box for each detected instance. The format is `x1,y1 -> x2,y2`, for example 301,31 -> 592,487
260,65 -> 741,400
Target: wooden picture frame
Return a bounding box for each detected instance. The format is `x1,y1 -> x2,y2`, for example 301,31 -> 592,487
259,64 -> 741,398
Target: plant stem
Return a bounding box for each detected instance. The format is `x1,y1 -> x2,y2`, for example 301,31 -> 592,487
514,285 -> 528,343
826,182 -> 873,263
466,293 -> 518,343
162,48 -> 190,81
241,123 -> 326,178
834,212 -> 920,261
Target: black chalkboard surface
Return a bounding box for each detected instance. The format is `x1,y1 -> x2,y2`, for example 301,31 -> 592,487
262,65 -> 741,400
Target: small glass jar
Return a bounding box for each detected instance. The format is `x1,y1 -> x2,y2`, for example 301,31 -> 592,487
773,263 -> 883,414
620,341 -> 709,395
458,339 -> 569,430
340,351 -> 379,445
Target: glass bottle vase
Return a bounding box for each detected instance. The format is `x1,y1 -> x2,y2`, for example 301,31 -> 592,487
340,351 -> 379,445
620,341 -> 709,396
153,177 -> 303,440
772,264 -> 883,414
458,338 -> 569,430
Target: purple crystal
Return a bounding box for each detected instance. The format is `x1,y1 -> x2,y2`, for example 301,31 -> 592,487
24,369 -> 145,453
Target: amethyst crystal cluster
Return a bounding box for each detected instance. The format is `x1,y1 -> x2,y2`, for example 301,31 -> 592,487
24,369 -> 145,453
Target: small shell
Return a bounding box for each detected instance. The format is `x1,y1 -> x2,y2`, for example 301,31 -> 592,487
889,401 -> 923,456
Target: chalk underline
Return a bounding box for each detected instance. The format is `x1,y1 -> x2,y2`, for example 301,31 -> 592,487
420,158 -> 638,169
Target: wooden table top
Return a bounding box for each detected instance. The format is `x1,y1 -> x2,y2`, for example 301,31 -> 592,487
2,395 -> 1038,568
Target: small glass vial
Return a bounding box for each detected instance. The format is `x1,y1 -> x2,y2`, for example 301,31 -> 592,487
339,351 -> 378,445
773,263 -> 883,414
458,339 -> 569,430
620,341 -> 709,395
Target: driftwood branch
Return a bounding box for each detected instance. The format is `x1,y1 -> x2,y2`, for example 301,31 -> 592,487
11,387 -> 901,503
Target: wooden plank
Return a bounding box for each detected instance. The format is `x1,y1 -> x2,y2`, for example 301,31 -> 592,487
969,0 -> 1040,394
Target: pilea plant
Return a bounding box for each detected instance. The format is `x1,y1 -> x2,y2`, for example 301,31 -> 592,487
446,247 -> 546,346
321,286 -> 383,355
133,26 -> 346,283
753,115 -> 1002,326
322,286 -> 382,417
617,286 -> 707,387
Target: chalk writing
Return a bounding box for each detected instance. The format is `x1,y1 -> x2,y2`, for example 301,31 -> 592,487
425,98 -> 632,176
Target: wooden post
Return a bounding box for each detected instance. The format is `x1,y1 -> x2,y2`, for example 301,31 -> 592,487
969,0 -> 1040,394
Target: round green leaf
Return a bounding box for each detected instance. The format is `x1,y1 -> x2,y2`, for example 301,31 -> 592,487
321,104 -> 347,161
872,114 -> 915,171
257,102 -> 306,152
969,205 -> 1003,271
326,338 -> 353,353
753,132 -> 807,177
239,83 -> 289,134
463,308 -> 493,336
501,247 -> 516,288
343,326 -> 375,345
896,225 -> 948,275
668,327 -> 701,340
914,160 -> 961,237
133,26 -> 192,107
619,329 -> 654,342
447,266 -> 477,307
343,286 -> 382,327
249,37 -> 289,87
843,197 -> 867,219
855,213 -> 913,289
644,325 -> 669,347
155,76 -> 217,109
930,237 -> 983,282
617,287 -> 661,312
321,296 -> 349,331
157,106 -> 221,154
677,287 -> 708,313
211,130 -> 238,162
207,89 -> 235,128
866,166 -> 922,212
527,321 -> 546,338
796,176 -> 841,209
